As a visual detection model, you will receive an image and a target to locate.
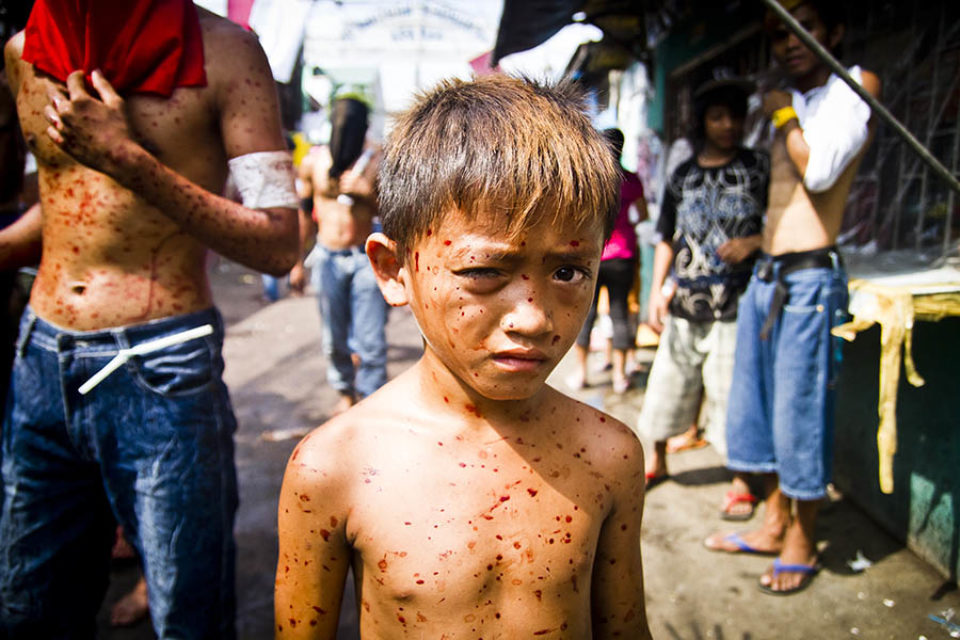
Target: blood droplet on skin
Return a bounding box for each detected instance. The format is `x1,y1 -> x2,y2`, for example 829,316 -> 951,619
319,529 -> 330,541
569,240 -> 580,247
527,488 -> 538,497
415,252 -> 420,272
330,516 -> 338,527
444,240 -> 451,245
552,335 -> 561,344
426,228 -> 433,236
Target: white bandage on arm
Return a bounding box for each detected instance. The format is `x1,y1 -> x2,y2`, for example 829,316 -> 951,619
798,66 -> 872,193
227,150 -> 299,209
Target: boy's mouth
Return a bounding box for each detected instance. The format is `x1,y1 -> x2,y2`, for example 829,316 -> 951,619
492,349 -> 548,371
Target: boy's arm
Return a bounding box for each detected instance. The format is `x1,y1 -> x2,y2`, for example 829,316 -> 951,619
591,431 -> 652,639
765,70 -> 881,192
41,29 -> 299,276
275,435 -> 352,639
647,240 -> 674,334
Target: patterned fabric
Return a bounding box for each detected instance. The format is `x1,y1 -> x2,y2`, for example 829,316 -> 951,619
656,148 -> 769,322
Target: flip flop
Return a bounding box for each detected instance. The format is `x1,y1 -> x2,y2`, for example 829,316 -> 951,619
758,558 -> 821,596
720,491 -> 758,522
704,532 -> 779,556
644,472 -> 669,489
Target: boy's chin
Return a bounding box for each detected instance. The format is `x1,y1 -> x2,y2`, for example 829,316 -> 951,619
468,377 -> 548,402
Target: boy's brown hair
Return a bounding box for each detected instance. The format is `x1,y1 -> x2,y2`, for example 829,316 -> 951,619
378,74 -> 621,260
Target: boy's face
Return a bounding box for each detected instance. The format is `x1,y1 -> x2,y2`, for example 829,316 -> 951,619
402,210 -> 603,401
770,4 -> 835,80
703,104 -> 744,152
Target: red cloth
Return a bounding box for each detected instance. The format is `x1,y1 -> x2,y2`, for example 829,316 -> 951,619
22,0 -> 206,97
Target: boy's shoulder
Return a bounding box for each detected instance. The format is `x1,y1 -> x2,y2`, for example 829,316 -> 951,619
540,387 -> 644,469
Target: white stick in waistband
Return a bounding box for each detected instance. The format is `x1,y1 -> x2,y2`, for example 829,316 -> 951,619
78,324 -> 215,395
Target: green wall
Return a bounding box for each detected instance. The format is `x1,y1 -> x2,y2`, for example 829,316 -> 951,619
834,318 -> 960,580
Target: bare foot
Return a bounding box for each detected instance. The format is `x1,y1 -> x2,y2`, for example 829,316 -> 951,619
666,426 -> 707,453
704,528 -> 783,555
759,554 -> 820,594
110,577 -> 149,627
333,393 -> 355,416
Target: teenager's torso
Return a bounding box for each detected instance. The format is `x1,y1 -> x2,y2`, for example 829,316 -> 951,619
764,136 -> 862,255
764,67 -> 873,255
659,148 -> 768,321
312,145 -> 379,251
8,12 -> 251,330
323,381 -> 635,637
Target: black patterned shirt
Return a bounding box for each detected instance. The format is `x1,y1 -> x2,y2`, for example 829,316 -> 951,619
656,148 -> 769,322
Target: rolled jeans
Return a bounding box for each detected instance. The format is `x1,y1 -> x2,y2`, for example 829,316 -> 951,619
314,245 -> 388,398
0,307 -> 238,639
725,262 -> 848,500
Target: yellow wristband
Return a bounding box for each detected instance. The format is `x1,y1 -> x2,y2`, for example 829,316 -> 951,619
772,106 -> 798,129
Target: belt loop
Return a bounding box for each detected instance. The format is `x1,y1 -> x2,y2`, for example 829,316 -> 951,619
15,311 -> 37,359
829,251 -> 840,271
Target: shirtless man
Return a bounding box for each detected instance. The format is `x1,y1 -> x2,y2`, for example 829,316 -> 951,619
292,97 -> 387,414
275,75 -> 651,638
705,0 -> 881,595
1,1 -> 298,636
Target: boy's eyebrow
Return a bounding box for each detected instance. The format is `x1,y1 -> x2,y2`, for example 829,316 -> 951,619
446,242 -> 598,263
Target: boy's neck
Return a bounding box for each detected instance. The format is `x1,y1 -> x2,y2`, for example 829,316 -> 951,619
791,63 -> 832,93
412,354 -> 548,429
698,144 -> 737,168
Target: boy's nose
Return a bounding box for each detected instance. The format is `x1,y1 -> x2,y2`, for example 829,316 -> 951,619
501,293 -> 553,337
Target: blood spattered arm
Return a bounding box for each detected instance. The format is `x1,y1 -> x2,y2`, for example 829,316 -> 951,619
276,428 -> 353,639
590,418 -> 652,639
40,26 -> 298,276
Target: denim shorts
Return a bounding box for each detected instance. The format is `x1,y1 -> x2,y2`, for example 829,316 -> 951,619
725,262 -> 848,500
0,307 -> 238,639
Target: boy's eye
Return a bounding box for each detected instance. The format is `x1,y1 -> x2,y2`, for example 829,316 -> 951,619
554,266 -> 590,283
455,268 -> 501,279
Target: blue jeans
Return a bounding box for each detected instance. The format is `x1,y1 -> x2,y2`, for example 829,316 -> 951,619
0,307 -> 238,639
725,261 -> 848,500
314,245 -> 388,398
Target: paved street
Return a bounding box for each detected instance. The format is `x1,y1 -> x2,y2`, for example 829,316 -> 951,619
97,259 -> 960,639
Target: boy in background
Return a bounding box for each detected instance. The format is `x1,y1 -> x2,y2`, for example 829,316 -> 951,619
275,75 -> 652,639
638,78 -> 768,521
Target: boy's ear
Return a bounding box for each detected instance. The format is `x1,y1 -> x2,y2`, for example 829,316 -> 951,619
828,24 -> 844,51
366,232 -> 410,307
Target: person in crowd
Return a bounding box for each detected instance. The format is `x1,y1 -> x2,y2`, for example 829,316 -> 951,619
637,77 -> 768,515
0,0 -> 299,636
290,96 -> 388,415
570,127 -> 646,394
275,74 -> 652,639
705,0 -> 880,595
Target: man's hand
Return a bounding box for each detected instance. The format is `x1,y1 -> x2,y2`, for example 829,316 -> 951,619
716,235 -> 761,264
44,70 -> 136,177
762,89 -> 792,118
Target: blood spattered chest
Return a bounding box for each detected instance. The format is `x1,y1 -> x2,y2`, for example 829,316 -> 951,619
349,450 -> 602,626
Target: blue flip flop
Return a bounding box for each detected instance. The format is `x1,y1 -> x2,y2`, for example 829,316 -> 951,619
705,532 -> 779,556
758,558 -> 821,595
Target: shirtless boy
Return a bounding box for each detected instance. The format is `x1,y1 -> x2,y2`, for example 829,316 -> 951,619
291,97 -> 387,414
1,1 -> 298,636
704,0 -> 881,595
276,75 -> 652,638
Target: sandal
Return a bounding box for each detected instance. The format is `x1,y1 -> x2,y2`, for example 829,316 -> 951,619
720,490 -> 758,521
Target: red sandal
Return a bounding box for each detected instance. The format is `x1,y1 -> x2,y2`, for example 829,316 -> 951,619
720,490 -> 757,521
